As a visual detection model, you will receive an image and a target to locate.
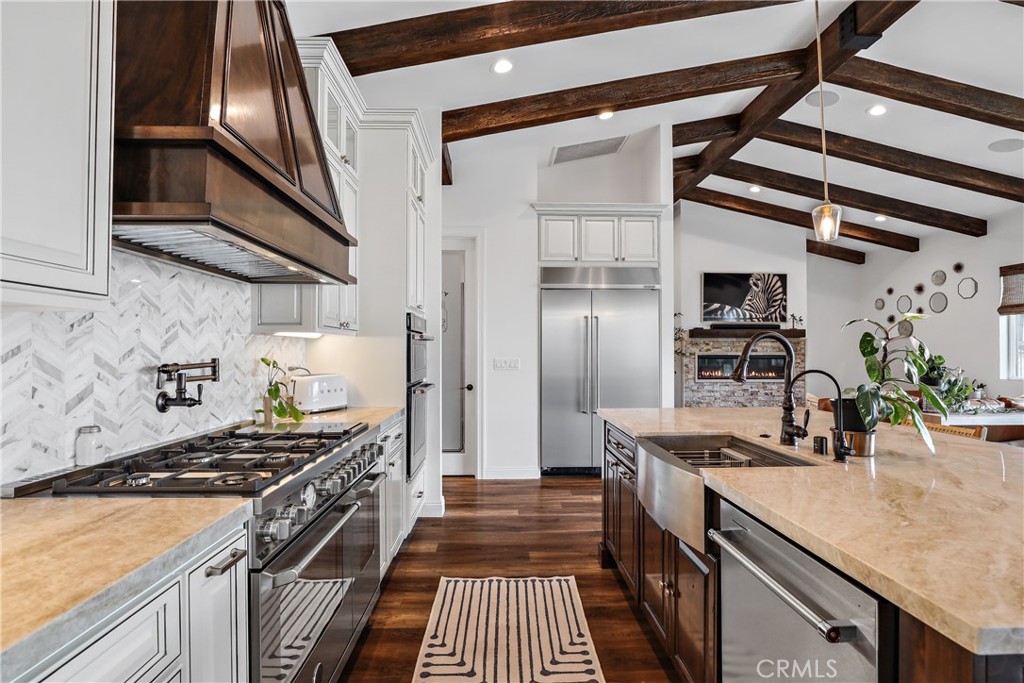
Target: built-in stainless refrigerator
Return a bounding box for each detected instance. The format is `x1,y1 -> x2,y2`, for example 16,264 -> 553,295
540,268 -> 660,470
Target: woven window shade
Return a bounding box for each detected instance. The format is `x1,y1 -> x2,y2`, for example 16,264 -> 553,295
998,263 -> 1024,315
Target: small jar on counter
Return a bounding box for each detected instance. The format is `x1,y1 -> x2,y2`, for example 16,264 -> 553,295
74,425 -> 106,466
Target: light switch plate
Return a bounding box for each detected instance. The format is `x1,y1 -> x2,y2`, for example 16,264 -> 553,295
493,358 -> 521,371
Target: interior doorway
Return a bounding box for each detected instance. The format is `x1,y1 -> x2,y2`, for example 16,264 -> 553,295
441,241 -> 479,475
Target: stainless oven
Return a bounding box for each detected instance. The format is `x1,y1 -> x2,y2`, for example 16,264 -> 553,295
253,471 -> 384,683
407,381 -> 435,479
407,312 -> 433,385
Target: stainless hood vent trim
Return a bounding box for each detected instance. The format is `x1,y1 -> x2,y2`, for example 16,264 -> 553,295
540,266 -> 660,290
112,222 -> 345,286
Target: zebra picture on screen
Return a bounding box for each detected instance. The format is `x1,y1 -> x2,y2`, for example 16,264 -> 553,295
702,272 -> 788,323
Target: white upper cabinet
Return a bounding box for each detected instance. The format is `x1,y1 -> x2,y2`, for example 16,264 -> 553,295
255,39 -> 364,336
534,204 -> 665,265
1,0 -> 115,309
406,194 -> 425,312
539,216 -> 579,261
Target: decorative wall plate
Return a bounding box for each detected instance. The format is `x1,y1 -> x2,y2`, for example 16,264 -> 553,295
874,298 -> 885,310
897,320 -> 914,337
953,262 -> 965,274
916,306 -> 924,314
896,295 -> 912,313
886,287 -> 894,296
931,270 -> 946,286
929,292 -> 948,313
958,277 -> 978,299
914,283 -> 925,295
886,314 -> 896,324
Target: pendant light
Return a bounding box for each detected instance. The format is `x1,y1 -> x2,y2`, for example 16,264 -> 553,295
811,0 -> 842,242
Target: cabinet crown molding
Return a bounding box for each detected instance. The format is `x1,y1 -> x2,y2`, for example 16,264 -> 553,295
296,38 -> 368,122
532,202 -> 669,216
360,108 -> 436,167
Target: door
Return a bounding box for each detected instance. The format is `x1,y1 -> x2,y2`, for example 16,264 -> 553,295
590,289 -> 660,466
619,217 -> 659,262
641,509 -> 671,648
616,464 -> 639,598
539,217 -> 578,261
603,450 -> 619,558
540,289 -> 594,468
673,539 -> 717,683
441,251 -> 472,474
580,217 -> 618,262
385,449 -> 406,563
188,535 -> 248,682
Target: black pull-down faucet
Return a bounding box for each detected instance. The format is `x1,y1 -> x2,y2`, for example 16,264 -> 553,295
731,332 -> 853,462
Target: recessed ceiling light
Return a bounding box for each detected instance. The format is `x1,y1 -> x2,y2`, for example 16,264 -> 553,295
597,111 -> 614,120
874,215 -> 887,222
490,58 -> 513,74
988,138 -> 1024,153
748,186 -> 761,193
804,90 -> 840,108
866,104 -> 887,116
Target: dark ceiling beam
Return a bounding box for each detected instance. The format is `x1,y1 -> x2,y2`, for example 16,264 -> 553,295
326,1 -> 799,76
829,57 -> 1024,131
1001,0 -> 1024,7
676,1 -> 919,195
806,239 -> 866,264
677,186 -> 919,252
672,114 -> 741,147
441,144 -> 453,186
673,155 -> 700,174
442,50 -> 806,142
716,159 -> 986,237
760,119 -> 1024,205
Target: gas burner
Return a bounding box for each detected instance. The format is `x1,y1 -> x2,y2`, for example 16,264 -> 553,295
125,473 -> 151,487
209,472 -> 263,488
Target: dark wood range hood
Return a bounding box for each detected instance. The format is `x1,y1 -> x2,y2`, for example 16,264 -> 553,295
112,0 -> 355,285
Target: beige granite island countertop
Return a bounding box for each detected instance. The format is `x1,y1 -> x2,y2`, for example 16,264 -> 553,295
598,407 -> 1024,656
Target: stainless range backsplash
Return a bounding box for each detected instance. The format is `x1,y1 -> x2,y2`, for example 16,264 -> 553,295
1,251 -> 305,482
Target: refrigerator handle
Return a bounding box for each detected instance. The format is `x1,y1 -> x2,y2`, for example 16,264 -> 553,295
582,315 -> 591,414
593,315 -> 600,413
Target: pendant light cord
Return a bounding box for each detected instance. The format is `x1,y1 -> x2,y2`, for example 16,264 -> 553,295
814,0 -> 829,204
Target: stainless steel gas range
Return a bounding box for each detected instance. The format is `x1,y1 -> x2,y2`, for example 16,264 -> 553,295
38,420 -> 384,683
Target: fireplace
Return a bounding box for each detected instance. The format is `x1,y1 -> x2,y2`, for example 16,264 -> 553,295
696,354 -> 787,382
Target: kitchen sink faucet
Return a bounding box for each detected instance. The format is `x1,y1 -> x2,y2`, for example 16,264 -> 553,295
731,331 -> 801,446
788,369 -> 855,463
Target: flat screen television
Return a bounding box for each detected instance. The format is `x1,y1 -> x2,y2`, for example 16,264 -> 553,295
702,272 -> 788,324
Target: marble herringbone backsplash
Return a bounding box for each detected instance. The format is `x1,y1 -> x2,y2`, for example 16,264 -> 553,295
1,251 -> 304,482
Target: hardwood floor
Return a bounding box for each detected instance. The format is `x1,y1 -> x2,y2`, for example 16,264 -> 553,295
340,476 -> 678,683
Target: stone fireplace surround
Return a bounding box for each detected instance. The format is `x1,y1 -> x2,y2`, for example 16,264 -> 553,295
679,328 -> 806,408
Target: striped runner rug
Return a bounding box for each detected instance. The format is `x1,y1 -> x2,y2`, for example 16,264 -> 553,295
412,576 -> 605,683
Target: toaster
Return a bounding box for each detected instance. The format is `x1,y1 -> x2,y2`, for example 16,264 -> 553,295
289,374 -> 348,413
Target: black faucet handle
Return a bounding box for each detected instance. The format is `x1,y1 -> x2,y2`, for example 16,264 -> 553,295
194,383 -> 203,406
803,408 -> 811,430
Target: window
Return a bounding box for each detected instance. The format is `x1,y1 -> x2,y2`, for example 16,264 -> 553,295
1002,314 -> 1024,380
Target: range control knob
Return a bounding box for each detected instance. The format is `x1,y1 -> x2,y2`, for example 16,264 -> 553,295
277,505 -> 309,526
259,518 -> 291,543
326,477 -> 345,495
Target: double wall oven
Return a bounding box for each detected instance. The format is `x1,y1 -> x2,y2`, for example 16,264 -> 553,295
407,313 -> 435,480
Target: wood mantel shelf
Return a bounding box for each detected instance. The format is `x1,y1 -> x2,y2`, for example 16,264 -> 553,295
687,327 -> 806,339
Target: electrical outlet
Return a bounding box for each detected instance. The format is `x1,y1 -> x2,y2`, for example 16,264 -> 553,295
493,358 -> 521,371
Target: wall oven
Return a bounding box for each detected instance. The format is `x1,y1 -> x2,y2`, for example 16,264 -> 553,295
406,313 -> 435,480
253,469 -> 384,683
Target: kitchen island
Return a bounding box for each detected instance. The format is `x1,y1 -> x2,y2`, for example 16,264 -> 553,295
599,407 -> 1023,680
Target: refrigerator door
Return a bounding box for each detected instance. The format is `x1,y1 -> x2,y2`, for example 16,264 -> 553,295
591,289 -> 660,466
541,290 -> 595,468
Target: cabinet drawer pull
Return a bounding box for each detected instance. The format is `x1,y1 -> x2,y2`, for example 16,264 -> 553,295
416,491 -> 424,499
658,579 -> 665,590
388,461 -> 397,468
380,435 -> 391,442
205,548 -> 247,577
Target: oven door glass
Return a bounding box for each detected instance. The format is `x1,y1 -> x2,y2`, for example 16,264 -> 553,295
407,383 -> 434,478
255,501 -> 358,683
408,337 -> 429,384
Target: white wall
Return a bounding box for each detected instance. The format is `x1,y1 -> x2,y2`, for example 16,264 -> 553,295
805,256 -> 864,399
443,145 -> 541,478
808,204 -> 1024,400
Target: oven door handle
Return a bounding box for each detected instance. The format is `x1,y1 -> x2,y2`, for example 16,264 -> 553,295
354,473 -> 386,499
708,528 -> 858,644
268,503 -> 360,589
410,334 -> 435,342
411,383 -> 436,395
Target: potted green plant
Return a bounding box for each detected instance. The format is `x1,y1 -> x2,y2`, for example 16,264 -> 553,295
843,315 -> 948,453
256,357 -> 304,427
939,367 -> 974,412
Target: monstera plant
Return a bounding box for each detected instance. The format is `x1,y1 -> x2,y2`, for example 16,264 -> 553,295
843,315 -> 948,453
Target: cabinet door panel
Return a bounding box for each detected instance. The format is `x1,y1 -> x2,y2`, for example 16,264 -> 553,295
539,217 -> 578,261
620,217 -> 659,262
415,210 -> 426,311
188,534 -> 248,682
257,285 -> 304,326
386,450 -> 406,561
1,0 -> 113,298
406,199 -> 419,310
603,451 -> 618,557
580,217 -> 618,262
672,540 -> 715,683
617,467 -> 639,598
641,510 -> 670,647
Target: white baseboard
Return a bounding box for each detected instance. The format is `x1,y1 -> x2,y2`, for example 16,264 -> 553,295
481,467 -> 541,480
421,497 -> 446,518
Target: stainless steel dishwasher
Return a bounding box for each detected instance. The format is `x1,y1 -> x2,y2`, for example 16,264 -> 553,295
710,500 -> 893,683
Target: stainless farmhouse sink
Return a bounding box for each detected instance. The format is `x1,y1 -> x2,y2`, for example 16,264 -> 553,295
636,434 -> 816,553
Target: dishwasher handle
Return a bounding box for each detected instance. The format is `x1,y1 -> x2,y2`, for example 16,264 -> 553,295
708,528 -> 858,644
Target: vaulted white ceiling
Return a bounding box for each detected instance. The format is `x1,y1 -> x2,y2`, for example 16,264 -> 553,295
287,0 -> 1024,255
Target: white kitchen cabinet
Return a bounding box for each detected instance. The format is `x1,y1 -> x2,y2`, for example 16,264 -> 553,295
580,217 -> 619,262
43,583 -> 182,683
1,0 -> 115,309
381,423 -> 407,574
255,39 -> 364,336
406,195 -> 426,312
186,533 -> 248,683
534,204 -> 665,264
406,462 -> 426,534
539,216 -> 579,261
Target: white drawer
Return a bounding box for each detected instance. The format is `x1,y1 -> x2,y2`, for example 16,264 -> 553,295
44,582 -> 181,682
407,465 -> 426,531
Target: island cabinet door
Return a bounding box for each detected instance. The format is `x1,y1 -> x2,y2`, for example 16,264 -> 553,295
602,450 -> 619,559
187,533 -> 249,682
640,509 -> 671,648
615,464 -> 639,599
672,538 -> 717,683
